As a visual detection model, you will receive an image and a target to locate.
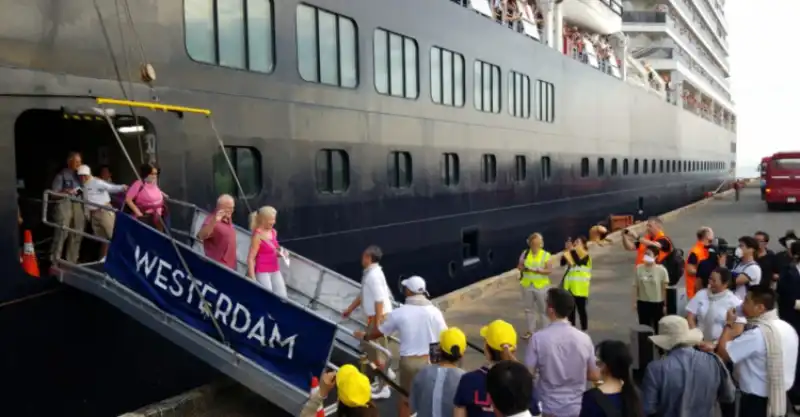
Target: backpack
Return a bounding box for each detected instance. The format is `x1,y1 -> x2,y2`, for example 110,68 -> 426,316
659,237 -> 685,286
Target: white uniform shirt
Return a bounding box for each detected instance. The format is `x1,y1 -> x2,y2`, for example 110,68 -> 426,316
379,299 -> 447,357
732,261 -> 761,300
727,319 -> 799,397
360,264 -> 393,317
686,289 -> 742,341
83,177 -> 126,210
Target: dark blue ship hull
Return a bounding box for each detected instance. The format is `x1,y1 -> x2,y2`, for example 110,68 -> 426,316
0,0 -> 735,415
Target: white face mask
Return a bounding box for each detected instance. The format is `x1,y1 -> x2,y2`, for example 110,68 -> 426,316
643,255 -> 655,264
144,175 -> 157,184
735,247 -> 743,258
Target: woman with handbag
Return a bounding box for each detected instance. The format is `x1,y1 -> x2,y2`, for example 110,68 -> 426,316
124,163 -> 168,232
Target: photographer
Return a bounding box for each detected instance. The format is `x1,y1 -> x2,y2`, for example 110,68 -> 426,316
696,238 -> 731,289
731,236 -> 762,300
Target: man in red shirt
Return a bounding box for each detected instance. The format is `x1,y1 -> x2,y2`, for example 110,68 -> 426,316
197,194 -> 237,270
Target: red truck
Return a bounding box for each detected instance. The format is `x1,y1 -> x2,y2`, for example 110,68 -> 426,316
764,152 -> 800,210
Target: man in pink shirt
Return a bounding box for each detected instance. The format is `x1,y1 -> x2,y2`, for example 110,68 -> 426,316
196,194 -> 237,270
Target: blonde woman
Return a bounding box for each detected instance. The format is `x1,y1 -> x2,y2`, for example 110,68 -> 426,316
247,206 -> 287,298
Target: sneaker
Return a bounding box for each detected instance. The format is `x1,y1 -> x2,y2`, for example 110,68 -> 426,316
371,385 -> 391,400
99,256 -> 106,262
386,368 -> 397,381
522,332 -> 533,340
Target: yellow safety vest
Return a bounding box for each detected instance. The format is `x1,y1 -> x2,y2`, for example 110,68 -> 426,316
521,249 -> 552,289
564,257 -> 592,297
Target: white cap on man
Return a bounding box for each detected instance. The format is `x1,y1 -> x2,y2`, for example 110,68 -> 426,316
77,165 -> 91,176
400,275 -> 429,297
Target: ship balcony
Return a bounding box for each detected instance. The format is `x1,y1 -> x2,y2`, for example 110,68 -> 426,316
561,0 -> 623,35
623,12 -> 730,86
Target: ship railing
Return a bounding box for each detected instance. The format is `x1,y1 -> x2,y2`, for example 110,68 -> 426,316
40,190 -> 396,415
164,198 -> 405,352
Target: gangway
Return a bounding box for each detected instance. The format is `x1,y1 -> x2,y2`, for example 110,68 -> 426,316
167,200 -> 404,354
35,96 -> 398,416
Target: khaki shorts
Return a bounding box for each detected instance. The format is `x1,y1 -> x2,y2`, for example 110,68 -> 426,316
90,210 -> 115,240
399,356 -> 429,394
360,336 -> 389,366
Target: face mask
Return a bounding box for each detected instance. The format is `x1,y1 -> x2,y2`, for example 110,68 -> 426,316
643,255 -> 655,264
734,247 -> 743,258
144,175 -> 157,184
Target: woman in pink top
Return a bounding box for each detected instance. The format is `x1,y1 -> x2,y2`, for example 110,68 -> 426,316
247,206 -> 287,298
125,163 -> 168,232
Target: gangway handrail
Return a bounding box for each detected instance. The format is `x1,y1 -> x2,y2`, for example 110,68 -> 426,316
41,191 -> 393,362
168,199 -> 406,332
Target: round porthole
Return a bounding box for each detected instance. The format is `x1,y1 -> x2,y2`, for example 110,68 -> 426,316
487,249 -> 494,264
447,261 -> 457,278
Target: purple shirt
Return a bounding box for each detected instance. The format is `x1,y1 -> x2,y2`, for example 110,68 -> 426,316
524,320 -> 597,417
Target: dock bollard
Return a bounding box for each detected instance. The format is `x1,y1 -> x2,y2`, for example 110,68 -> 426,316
666,285 -> 688,316
629,325 -> 655,384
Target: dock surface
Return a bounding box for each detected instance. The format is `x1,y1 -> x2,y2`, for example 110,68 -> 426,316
125,185 -> 798,417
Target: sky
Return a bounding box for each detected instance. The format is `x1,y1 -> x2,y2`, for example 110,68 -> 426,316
727,0 -> 800,176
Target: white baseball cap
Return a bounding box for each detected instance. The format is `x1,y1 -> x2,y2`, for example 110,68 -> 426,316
77,165 -> 91,176
400,276 -> 429,296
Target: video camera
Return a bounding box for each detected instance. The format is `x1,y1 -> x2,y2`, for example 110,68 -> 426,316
707,238 -> 738,269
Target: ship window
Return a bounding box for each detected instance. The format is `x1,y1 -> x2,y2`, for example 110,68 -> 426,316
651,159 -> 656,173
541,156 -> 552,180
659,160 -> 664,173
611,158 -> 618,176
388,151 -> 412,188
623,158 -> 629,175
508,71 -> 530,118
316,149 -> 350,193
184,0 -> 275,73
643,159 -> 649,174
474,61 -> 501,113
671,160 -> 676,172
666,160 -> 671,173
374,29 -> 418,99
634,159 -> 639,174
514,155 -> 527,182
535,79 -> 555,123
580,157 -> 589,178
213,146 -> 262,197
481,154 -> 497,183
430,46 -> 465,107
442,153 -> 460,186
597,158 -> 606,176
297,4 -> 358,88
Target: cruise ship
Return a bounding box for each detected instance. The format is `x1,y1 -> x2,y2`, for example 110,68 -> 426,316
0,0 -> 735,415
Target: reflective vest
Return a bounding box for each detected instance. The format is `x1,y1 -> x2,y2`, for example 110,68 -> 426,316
521,249 -> 552,289
635,231 -> 669,265
564,257 -> 592,298
685,242 -> 709,299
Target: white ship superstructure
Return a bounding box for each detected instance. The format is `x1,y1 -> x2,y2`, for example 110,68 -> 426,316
621,0 -> 736,135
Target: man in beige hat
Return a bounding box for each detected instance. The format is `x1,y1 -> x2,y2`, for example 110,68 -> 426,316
640,315 -> 735,417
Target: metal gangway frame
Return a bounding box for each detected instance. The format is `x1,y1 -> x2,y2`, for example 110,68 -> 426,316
167,198 -> 405,355
35,96 -> 395,415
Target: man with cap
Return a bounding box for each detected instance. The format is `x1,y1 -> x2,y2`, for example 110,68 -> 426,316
453,319 -> 541,417
640,315 -> 735,417
300,364 -> 376,417
410,327 -> 467,417
355,275 -> 447,417
77,164 -> 127,261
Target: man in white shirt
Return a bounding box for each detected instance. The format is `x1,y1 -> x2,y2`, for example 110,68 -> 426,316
342,245 -> 395,399
355,275 -> 447,417
716,286 -> 799,417
732,236 -> 762,300
77,165 -> 127,260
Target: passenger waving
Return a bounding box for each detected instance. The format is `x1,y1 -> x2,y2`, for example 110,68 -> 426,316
125,163 -> 168,232
247,206 -> 288,298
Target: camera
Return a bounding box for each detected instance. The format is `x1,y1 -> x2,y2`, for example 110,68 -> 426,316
707,238 -> 737,269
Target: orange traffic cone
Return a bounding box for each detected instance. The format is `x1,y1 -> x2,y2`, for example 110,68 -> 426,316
310,376 -> 325,417
21,230 -> 40,278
